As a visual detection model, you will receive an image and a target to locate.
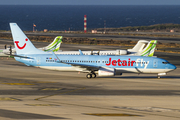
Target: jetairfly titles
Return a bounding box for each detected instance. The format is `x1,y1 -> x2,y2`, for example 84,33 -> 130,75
106,58 -> 149,69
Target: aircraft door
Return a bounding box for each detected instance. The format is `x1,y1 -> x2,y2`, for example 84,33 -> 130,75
153,59 -> 158,68
36,57 -> 41,66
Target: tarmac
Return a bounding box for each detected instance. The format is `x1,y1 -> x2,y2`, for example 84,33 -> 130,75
3,31 -> 180,43
0,39 -> 180,120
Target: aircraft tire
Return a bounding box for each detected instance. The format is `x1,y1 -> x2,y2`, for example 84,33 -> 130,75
86,73 -> 92,79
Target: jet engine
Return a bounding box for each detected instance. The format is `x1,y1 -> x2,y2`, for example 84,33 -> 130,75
98,67 -> 115,76
116,50 -> 128,55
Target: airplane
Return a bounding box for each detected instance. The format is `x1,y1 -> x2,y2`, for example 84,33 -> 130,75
10,23 -> 176,79
0,36 -> 62,57
56,39 -> 157,57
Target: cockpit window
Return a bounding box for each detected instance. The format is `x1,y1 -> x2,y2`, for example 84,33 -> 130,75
162,62 -> 169,64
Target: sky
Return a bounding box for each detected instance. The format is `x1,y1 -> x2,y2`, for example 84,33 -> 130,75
0,0 -> 180,5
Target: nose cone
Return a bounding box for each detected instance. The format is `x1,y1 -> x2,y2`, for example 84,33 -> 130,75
169,64 -> 177,71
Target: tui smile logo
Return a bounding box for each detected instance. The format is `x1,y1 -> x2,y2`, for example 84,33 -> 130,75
15,38 -> 28,49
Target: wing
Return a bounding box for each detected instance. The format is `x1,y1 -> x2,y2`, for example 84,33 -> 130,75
52,52 -> 100,71
66,62 -> 100,71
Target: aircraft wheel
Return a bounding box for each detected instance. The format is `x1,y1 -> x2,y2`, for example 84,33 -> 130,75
86,74 -> 92,79
91,73 -> 96,78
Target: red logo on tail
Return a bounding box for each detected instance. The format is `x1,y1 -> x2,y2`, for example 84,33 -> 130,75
15,38 -> 28,49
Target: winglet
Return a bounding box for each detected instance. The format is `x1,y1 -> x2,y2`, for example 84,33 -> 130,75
52,52 -> 61,63
79,49 -> 84,55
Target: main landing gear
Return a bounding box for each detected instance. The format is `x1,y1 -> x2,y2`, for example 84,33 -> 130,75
86,72 -> 96,79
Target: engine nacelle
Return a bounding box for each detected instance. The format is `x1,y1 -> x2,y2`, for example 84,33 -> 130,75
3,48 -> 16,55
98,67 -> 115,76
116,50 -> 128,55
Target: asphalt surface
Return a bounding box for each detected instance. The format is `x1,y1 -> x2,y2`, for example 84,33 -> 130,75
2,31 -> 180,43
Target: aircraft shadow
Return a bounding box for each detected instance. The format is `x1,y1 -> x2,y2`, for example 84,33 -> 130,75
98,76 -> 180,79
